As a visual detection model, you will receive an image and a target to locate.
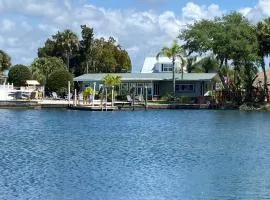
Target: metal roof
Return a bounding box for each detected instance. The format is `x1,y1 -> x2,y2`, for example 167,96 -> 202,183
74,73 -> 218,82
26,80 -> 40,85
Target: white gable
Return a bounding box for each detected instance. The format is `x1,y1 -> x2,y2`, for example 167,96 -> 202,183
141,57 -> 186,73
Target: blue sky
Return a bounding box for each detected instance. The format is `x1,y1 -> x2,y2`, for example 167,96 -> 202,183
0,0 -> 268,72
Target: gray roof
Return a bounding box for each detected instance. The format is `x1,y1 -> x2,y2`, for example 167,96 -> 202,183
74,73 -> 218,82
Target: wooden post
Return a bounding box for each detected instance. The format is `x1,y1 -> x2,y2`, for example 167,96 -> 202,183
74,89 -> 77,106
132,88 -> 135,111
68,81 -> 71,105
93,82 -> 96,106
145,86 -> 148,110
105,87 -> 107,111
112,86 -> 114,107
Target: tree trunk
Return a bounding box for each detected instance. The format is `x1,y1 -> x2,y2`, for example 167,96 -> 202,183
181,59 -> 184,80
217,58 -> 228,90
67,53 -> 70,72
261,56 -> 269,102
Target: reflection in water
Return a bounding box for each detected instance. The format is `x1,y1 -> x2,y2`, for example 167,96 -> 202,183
0,109 -> 270,199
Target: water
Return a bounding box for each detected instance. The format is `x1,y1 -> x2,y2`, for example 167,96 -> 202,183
1,109 -> 270,200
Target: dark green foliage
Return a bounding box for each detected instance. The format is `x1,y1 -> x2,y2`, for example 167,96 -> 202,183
256,18 -> 270,102
79,25 -> 95,74
91,37 -> 131,73
180,12 -> 258,89
8,65 -> 32,86
37,26 -> 132,76
46,69 -> 73,97
180,12 -> 260,103
30,57 -> 66,85
186,56 -> 218,73
0,50 -> 11,72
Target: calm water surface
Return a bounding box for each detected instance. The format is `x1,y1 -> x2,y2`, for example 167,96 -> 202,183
1,109 -> 270,200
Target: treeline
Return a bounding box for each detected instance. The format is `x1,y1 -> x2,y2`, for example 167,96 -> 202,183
179,12 -> 270,103
0,25 -> 132,96
38,25 -> 131,76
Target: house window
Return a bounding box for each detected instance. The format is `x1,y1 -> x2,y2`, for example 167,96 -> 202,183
154,83 -> 159,95
175,84 -> 194,92
161,64 -> 172,72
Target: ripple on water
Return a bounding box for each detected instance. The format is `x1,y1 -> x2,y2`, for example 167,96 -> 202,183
1,109 -> 270,199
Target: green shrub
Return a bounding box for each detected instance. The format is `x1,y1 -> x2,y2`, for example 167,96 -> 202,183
46,69 -> 73,97
116,89 -> 129,101
160,93 -> 174,102
8,64 -> 32,86
178,96 -> 190,104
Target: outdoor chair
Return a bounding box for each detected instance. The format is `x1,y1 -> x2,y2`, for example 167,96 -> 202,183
135,95 -> 144,102
52,92 -> 60,100
127,95 -> 132,102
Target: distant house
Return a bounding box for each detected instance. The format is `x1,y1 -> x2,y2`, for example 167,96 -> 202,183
73,73 -> 219,99
141,57 -> 187,73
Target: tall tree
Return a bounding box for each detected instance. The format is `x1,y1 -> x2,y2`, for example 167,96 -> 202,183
92,37 -> 131,73
156,40 -> 186,96
37,28 -> 132,75
38,30 -> 79,72
30,57 -> 66,86
80,25 -> 95,74
0,50 -> 11,73
53,29 -> 79,71
180,12 -> 258,92
256,18 -> 270,102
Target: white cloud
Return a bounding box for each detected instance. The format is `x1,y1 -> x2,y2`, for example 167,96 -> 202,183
241,0 -> 270,22
182,2 -> 223,22
0,0 -> 269,71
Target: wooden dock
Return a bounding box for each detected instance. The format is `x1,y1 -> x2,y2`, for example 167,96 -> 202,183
68,105 -> 117,111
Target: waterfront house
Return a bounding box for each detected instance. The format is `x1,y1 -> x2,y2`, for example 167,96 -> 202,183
73,72 -> 219,100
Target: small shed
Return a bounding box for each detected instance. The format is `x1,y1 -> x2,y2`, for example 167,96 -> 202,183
26,80 -> 40,86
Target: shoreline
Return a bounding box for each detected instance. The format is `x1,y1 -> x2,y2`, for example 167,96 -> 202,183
0,100 -> 269,111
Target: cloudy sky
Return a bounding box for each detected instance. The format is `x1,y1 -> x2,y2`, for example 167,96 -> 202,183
0,0 -> 269,72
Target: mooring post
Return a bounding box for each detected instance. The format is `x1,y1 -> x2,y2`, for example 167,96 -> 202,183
93,82 -> 96,106
132,88 -> 135,111
68,81 -> 71,106
112,86 -> 114,107
74,89 -> 77,106
145,85 -> 148,110
105,87 -> 107,111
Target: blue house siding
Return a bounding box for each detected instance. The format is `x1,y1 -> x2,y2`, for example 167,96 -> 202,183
74,73 -> 219,99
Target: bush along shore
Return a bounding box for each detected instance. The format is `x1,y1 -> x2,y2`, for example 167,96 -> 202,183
239,103 -> 270,111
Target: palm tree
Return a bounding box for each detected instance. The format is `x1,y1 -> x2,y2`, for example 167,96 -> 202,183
103,74 -> 121,106
53,30 -> 79,71
256,18 -> 270,102
156,40 -> 186,96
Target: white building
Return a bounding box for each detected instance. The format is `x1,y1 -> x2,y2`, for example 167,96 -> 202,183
141,57 -> 187,73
